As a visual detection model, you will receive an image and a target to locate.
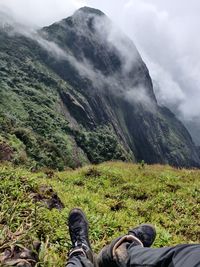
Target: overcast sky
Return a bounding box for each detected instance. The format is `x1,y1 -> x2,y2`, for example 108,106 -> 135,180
0,0 -> 200,124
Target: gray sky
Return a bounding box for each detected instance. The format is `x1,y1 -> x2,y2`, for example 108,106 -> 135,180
0,0 -> 200,123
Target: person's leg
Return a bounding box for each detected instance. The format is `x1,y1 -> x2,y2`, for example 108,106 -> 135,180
128,243 -> 200,267
65,208 -> 95,267
97,224 -> 156,267
97,224 -> 200,267
66,254 -> 94,267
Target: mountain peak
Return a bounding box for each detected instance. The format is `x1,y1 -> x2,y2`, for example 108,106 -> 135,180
74,6 -> 105,17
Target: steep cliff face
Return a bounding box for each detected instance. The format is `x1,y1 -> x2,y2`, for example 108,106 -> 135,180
40,7 -> 200,167
0,7 -> 199,168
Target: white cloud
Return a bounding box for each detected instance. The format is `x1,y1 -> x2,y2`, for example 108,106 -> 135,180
80,0 -> 200,123
0,0 -> 86,27
107,0 -> 200,122
149,60 -> 186,106
125,86 -> 156,112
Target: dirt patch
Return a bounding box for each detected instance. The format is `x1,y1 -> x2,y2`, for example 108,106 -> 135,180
85,168 -> 101,178
166,183 -> 181,193
73,180 -> 85,187
132,192 -> 149,201
110,201 -> 125,211
123,190 -> 150,201
31,185 -> 64,210
105,193 -> 122,200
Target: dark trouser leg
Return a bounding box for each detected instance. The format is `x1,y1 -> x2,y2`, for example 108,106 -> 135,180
128,244 -> 200,267
66,255 -> 94,267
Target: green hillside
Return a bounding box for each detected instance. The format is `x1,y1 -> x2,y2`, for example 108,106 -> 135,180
0,29 -> 129,170
0,162 -> 199,266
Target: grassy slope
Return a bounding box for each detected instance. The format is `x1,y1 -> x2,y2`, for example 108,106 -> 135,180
0,162 -> 200,266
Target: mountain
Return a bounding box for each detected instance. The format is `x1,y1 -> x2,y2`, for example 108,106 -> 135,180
0,7 -> 200,169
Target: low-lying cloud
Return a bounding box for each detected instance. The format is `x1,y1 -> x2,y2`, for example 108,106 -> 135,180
1,8 -> 155,113
86,0 -> 200,142
118,0 -> 200,120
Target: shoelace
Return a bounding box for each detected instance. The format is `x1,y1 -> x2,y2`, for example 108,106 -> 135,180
72,226 -> 86,246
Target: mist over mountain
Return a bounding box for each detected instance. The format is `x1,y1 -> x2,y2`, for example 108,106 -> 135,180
1,0 -> 200,146
0,7 -> 199,169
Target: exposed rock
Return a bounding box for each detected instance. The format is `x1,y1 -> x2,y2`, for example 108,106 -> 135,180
0,142 -> 13,162
0,242 -> 40,267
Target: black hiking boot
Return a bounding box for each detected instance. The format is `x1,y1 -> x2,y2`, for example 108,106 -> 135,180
128,224 -> 156,247
98,224 -> 156,267
68,208 -> 94,262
